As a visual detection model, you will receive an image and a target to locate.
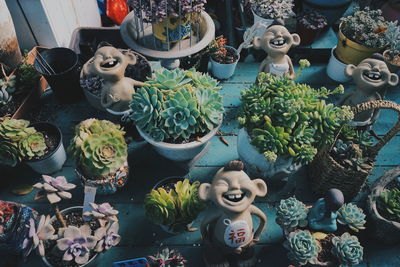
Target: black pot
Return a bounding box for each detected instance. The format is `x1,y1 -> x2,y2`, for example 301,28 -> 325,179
152,176 -> 185,190
34,48 -> 82,103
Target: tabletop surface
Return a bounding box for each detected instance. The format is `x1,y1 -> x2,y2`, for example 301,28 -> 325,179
1,61 -> 400,267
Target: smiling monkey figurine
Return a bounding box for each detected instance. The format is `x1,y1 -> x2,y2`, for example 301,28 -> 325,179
253,19 -> 300,79
339,54 -> 399,124
199,160 -> 267,267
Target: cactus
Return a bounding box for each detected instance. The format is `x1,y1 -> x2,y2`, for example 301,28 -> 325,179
337,203 -> 366,232
285,230 -> 321,266
378,188 -> 400,222
18,132 -> 47,160
331,233 -> 363,267
276,197 -> 309,229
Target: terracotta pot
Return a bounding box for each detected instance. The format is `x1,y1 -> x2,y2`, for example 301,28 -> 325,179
296,22 -> 322,46
336,23 -> 384,65
383,50 -> 400,75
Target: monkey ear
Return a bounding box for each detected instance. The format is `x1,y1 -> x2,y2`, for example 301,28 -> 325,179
253,179 -> 267,197
122,50 -> 138,65
253,37 -> 262,50
388,73 -> 399,87
345,64 -> 356,77
198,183 -> 211,201
291,33 -> 301,47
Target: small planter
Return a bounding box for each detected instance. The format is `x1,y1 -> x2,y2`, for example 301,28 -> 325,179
237,128 -> 301,181
210,46 -> 239,80
43,206 -> 98,267
252,9 -> 274,37
137,124 -> 220,162
75,162 -> 129,195
153,14 -> 192,43
24,122 -> 66,174
336,23 -> 384,65
326,47 -> 351,83
302,0 -> 352,25
383,50 -> 400,75
367,167 -> 400,244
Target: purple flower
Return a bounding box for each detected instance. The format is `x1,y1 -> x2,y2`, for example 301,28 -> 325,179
94,222 -> 121,252
34,175 -> 76,204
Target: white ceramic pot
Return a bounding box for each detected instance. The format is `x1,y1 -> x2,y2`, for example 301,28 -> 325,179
43,206 -> 98,267
326,46 -> 351,83
25,123 -> 67,174
210,46 -> 239,80
137,125 -> 220,162
237,128 -> 301,181
252,9 -> 274,37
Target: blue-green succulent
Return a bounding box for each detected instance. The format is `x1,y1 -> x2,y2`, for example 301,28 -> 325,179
285,230 -> 321,266
196,87 -> 224,132
337,203 -> 366,232
331,233 -> 363,267
276,197 -> 309,229
146,68 -> 191,90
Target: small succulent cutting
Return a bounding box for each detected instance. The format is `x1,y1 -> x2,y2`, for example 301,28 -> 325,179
276,197 -> 309,230
378,188 -> 400,222
0,66 -> 16,106
130,69 -> 224,142
144,179 -> 204,232
22,215 -> 57,257
148,248 -> 186,267
83,202 -> 119,226
285,230 -> 321,266
331,233 -> 364,267
337,203 -> 366,232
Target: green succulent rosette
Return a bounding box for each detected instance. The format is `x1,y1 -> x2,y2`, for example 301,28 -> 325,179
276,197 -> 309,229
285,230 -> 321,266
0,118 -> 35,143
331,233 -> 363,267
337,203 -> 366,232
0,140 -> 20,167
19,132 -> 47,160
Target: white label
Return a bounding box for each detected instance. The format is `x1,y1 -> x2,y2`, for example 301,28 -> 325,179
223,219 -> 251,248
82,186 -> 96,221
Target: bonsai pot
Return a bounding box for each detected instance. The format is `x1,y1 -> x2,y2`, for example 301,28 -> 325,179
383,50 -> 400,75
24,122 -> 67,174
210,46 -> 239,80
326,46 -> 351,83
302,0 -> 352,25
43,206 -> 98,267
137,124 -> 221,162
296,22 -> 323,46
237,128 -> 301,181
75,162 -> 129,195
367,167 -> 400,244
251,9 -> 273,37
336,23 -> 384,65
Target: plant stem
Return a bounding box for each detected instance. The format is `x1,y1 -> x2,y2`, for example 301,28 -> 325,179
53,204 -> 67,228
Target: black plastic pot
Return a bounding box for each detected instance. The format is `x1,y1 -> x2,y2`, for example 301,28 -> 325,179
34,48 -> 82,103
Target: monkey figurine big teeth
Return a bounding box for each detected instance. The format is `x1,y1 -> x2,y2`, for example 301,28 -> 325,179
253,19 -> 300,79
82,45 -> 145,112
199,160 -> 267,267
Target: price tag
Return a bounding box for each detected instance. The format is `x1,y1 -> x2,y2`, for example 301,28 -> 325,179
83,186 -> 97,221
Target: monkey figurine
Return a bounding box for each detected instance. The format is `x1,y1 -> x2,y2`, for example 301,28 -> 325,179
308,189 -> 344,232
83,45 -> 145,112
199,160 -> 268,267
339,54 -> 399,126
252,19 -> 300,79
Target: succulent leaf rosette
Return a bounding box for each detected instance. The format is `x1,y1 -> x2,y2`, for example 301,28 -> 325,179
19,132 -> 47,160
378,188 -> 400,222
331,233 -> 363,267
94,222 -> 121,252
33,175 -> 76,204
23,215 -> 57,257
148,248 -> 186,267
83,202 -> 119,226
276,197 -> 309,229
0,140 -> 20,167
285,230 -> 321,266
0,118 -> 35,142
130,69 -> 223,142
249,0 -> 294,19
337,203 -> 366,232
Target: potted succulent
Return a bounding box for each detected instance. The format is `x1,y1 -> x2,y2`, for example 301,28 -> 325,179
381,0 -> 400,22
209,36 -> 240,80
367,166 -> 400,244
336,7 -> 389,65
68,119 -> 129,195
0,117 -> 66,174
28,175 -> 121,266
112,247 -> 187,266
127,0 -> 207,43
249,0 -> 294,37
277,196 -> 365,266
296,11 -> 328,46
129,68 -> 224,162
383,21 -> 400,74
237,64 -> 352,181
302,0 -> 352,25
144,178 -> 204,233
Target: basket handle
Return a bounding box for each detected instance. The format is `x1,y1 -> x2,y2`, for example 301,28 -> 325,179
351,100 -> 400,156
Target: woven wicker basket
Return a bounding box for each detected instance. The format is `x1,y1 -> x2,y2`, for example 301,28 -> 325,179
308,100 -> 400,200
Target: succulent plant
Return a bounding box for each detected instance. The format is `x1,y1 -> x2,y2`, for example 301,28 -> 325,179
18,132 -> 47,160
22,215 -> 57,257
68,118 -> 125,159
331,233 -> 363,267
0,118 -> 35,143
94,222 -> 121,253
297,11 -> 328,30
80,76 -> 104,96
238,72 -> 351,165
331,139 -> 371,171
276,197 -> 309,229
249,0 -> 294,19
0,140 -> 20,167
148,248 -> 186,267
186,70 -> 219,89
15,56 -> 40,96
83,202 -> 119,225
336,203 -> 366,232
56,225 -> 98,265
195,87 -> 224,132
146,68 -> 191,90
33,175 -> 76,204
0,72 -> 16,106
79,131 -> 128,177
144,179 -> 204,231
285,230 -> 321,266
378,188 -> 400,222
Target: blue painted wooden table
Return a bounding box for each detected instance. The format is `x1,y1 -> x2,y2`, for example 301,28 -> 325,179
1,62 -> 400,266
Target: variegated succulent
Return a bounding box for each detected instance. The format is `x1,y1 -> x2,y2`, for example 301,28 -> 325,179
331,233 -> 363,267
337,203 -> 366,232
18,132 -> 47,160
276,197 -> 309,230
22,215 -> 57,257
94,222 -> 121,252
33,175 -> 76,204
